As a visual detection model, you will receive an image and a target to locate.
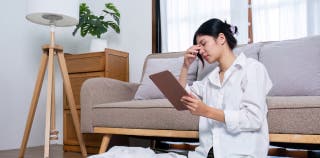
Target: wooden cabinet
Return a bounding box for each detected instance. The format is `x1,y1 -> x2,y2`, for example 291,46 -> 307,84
63,49 -> 129,153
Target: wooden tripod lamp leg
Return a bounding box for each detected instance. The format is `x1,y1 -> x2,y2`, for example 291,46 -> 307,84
51,63 -> 55,131
57,51 -> 87,157
44,48 -> 55,158
19,53 -> 49,158
50,62 -> 58,140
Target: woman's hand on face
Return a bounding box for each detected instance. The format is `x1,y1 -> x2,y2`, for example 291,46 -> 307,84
183,45 -> 201,69
181,93 -> 209,116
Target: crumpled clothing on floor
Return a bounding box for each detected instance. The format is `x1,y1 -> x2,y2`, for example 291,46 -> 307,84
88,146 -> 187,158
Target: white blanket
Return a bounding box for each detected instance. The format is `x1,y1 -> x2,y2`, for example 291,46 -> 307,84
88,146 -> 187,158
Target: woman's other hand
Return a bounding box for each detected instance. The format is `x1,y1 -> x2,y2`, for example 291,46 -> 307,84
183,45 -> 201,69
181,93 -> 209,116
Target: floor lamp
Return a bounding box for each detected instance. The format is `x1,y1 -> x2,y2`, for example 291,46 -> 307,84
19,0 -> 87,158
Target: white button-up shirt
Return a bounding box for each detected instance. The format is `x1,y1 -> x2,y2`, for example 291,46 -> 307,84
187,53 -> 272,158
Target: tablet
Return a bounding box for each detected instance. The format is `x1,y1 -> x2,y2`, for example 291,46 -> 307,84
149,70 -> 188,110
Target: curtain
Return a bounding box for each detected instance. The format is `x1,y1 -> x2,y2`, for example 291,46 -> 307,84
307,0 -> 320,35
160,0 -> 231,52
252,0 -> 320,42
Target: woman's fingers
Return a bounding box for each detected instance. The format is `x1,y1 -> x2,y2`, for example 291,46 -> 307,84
181,98 -> 195,110
181,96 -> 193,102
185,104 -> 196,112
189,93 -> 197,99
181,94 -> 208,116
184,45 -> 202,68
186,45 -> 201,54
187,46 -> 200,55
181,96 -> 197,107
181,98 -> 191,106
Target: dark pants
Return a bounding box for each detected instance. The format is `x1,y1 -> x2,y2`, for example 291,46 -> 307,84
207,147 -> 214,158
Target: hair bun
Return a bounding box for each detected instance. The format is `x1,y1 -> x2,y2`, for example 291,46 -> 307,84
224,20 -> 238,36
230,25 -> 238,36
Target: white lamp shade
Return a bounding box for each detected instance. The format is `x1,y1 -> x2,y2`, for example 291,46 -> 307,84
26,0 -> 79,27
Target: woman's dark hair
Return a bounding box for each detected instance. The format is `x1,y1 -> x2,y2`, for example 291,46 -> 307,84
193,18 -> 238,66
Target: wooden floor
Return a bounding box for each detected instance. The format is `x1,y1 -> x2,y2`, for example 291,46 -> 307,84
0,145 -> 83,158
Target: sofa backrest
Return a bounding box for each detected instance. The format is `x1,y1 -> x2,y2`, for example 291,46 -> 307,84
140,42 -> 265,83
136,35 -> 320,99
259,35 -> 320,96
137,43 -> 266,95
197,42 -> 264,80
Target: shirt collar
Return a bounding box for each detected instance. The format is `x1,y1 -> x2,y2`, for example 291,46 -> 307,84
222,52 -> 247,73
207,52 -> 247,87
233,52 -> 247,69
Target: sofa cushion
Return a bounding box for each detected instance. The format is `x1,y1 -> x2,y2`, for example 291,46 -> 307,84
197,42 -> 263,80
267,96 -> 320,134
233,42 -> 262,60
93,99 -> 199,130
134,52 -> 198,100
259,35 -> 320,96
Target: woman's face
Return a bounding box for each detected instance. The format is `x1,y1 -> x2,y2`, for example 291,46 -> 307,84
196,34 -> 224,64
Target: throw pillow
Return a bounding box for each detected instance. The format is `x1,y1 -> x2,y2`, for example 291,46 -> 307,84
134,56 -> 198,100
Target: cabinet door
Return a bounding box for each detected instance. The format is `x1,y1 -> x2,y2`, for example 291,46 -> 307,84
105,49 -> 129,82
63,109 -> 103,153
63,110 -> 103,147
64,71 -> 105,109
63,110 -> 129,154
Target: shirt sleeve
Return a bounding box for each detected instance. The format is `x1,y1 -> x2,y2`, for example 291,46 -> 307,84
224,62 -> 273,133
185,81 -> 204,100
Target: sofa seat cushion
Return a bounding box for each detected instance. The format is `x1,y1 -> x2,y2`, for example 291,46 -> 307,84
92,99 -> 199,131
267,96 -> 320,134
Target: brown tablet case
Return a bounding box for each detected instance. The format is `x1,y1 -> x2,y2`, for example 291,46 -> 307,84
149,70 -> 188,110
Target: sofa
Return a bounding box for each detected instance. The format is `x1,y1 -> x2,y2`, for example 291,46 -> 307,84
80,35 -> 320,154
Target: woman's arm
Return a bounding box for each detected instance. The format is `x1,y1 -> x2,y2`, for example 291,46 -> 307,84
224,63 -> 272,134
179,45 -> 201,87
179,66 -> 189,88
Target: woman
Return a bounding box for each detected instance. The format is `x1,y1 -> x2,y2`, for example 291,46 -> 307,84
179,18 -> 272,158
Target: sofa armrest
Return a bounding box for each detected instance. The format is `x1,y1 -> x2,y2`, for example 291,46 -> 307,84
80,77 -> 140,133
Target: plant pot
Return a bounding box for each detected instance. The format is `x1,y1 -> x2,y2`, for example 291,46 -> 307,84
90,38 -> 107,52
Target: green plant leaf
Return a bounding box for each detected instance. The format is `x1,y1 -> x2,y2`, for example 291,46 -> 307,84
107,21 -> 120,33
104,3 -> 120,18
80,24 -> 90,37
112,14 -> 120,25
73,2 -> 121,38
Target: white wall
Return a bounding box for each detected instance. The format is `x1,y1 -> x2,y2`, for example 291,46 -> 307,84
0,0 -> 151,150
80,0 -> 152,82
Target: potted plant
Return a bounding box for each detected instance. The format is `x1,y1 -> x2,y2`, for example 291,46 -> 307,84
72,2 -> 120,51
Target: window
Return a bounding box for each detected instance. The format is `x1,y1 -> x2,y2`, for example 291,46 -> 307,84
160,0 -> 231,52
157,0 -> 320,52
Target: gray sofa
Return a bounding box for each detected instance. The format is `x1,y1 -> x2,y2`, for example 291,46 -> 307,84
81,35 -> 320,153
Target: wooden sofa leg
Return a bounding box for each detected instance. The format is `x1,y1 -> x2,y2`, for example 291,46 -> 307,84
99,134 -> 112,154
